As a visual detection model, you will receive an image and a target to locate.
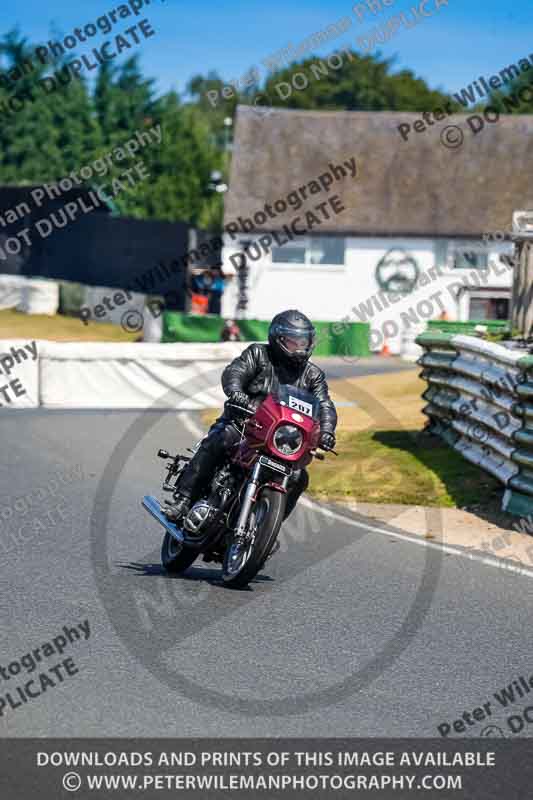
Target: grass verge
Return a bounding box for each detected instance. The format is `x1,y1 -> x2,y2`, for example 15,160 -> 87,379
0,309 -> 138,342
309,369 -> 501,506
307,427 -> 500,507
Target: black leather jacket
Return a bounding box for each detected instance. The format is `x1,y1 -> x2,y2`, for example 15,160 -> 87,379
221,343 -> 337,434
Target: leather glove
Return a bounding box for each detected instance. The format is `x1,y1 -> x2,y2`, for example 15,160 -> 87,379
319,431 -> 336,451
226,391 -> 253,418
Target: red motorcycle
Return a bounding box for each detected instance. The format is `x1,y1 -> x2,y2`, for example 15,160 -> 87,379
142,384 -> 336,589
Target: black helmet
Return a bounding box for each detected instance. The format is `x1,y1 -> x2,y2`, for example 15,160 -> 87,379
268,309 -> 316,364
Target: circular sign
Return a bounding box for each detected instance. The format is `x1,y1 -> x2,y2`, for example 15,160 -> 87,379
375,249 -> 420,294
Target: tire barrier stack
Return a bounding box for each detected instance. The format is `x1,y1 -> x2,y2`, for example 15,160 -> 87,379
416,331 -> 533,516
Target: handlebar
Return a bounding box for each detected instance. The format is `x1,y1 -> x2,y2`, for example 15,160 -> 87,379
311,447 -> 339,460
226,402 -> 255,417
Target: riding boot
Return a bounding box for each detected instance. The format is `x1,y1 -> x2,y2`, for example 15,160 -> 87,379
163,491 -> 191,522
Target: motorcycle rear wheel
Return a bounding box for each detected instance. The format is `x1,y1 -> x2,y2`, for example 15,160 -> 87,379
161,532 -> 198,574
222,488 -> 285,589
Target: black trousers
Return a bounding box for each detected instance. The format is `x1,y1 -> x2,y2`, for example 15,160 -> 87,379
178,418 -> 308,519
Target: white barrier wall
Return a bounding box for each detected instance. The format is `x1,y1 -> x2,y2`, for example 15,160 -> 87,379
19,279 -> 59,315
0,275 -> 59,315
30,341 -> 246,410
0,275 -> 27,311
0,339 -> 40,408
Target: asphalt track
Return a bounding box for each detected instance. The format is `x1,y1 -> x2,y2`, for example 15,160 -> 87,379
314,355 -> 414,380
2,405 -> 533,739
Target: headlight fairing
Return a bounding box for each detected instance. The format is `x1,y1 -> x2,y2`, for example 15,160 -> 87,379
273,424 -> 303,456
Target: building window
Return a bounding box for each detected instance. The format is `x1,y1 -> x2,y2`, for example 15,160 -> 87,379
272,236 -> 345,266
271,241 -> 307,264
438,240 -> 489,270
434,240 -> 448,269
308,237 -> 345,265
468,296 -> 510,321
435,240 -> 491,270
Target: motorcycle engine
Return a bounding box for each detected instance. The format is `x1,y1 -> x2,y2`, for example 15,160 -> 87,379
183,466 -> 235,536
183,502 -> 214,535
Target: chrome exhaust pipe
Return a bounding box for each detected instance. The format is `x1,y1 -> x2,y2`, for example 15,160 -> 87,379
142,495 -> 185,546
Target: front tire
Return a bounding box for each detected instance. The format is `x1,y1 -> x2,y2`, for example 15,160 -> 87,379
161,532 -> 198,574
222,488 -> 286,589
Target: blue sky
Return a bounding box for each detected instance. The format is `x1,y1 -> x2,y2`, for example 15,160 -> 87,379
2,0 -> 532,99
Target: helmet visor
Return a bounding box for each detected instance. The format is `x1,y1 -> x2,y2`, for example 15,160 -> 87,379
280,333 -> 314,353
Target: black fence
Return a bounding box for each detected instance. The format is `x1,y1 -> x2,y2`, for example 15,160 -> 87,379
0,186 -> 191,303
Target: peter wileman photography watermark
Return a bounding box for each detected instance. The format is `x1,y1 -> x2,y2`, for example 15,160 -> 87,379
215,1 -> 450,116
0,124 -> 161,262
78,292 -> 180,332
0,462 -> 84,556
227,156 -> 357,271
78,154 -> 359,333
333,254 -> 513,352
0,0 -> 161,119
437,668 -> 533,737
0,619 -> 91,720
0,341 -> 37,407
355,0 -> 450,54
397,52 -> 533,147
205,14 -> 352,108
31,745 -> 480,793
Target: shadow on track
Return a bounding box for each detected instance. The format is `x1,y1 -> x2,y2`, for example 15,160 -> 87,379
116,560 -> 274,585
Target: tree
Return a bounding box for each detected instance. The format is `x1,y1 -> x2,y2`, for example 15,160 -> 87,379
0,30 -> 100,184
94,55 -> 161,148
3,30 -> 532,235
0,31 -> 224,228
120,93 -> 224,228
486,69 -> 533,115
187,70 -> 238,118
256,50 -> 453,112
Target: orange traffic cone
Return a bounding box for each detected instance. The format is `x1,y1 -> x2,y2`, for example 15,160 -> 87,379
380,338 -> 391,357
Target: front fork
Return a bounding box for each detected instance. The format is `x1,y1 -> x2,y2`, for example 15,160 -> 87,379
233,461 -> 262,539
233,461 -> 290,539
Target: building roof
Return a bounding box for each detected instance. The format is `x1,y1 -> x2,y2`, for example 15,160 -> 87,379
225,105 -> 533,237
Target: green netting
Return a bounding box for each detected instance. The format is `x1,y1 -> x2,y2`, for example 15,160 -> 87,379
427,320 -> 510,335
162,313 -> 370,356
312,320 -> 370,357
162,313 -> 224,342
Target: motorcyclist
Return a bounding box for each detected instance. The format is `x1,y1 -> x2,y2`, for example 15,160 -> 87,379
163,309 -> 337,522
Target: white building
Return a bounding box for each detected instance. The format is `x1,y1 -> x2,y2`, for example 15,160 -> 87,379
221,106 -> 532,353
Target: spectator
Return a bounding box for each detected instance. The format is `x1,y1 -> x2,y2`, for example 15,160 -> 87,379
189,268 -> 225,315
221,319 -> 242,341
207,268 -> 225,315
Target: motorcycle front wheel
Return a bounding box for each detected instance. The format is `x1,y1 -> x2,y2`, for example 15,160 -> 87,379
222,488 -> 286,589
161,532 -> 198,574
